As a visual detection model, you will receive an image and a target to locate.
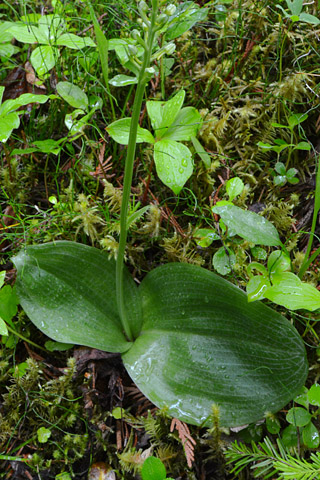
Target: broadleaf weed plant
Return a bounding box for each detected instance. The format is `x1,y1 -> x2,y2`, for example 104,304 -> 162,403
10,0 -> 309,439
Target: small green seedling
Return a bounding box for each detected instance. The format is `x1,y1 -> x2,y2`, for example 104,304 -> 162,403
141,456 -> 174,480
246,250 -> 320,311
0,271 -> 19,337
281,384 -> 320,449
276,0 -> 320,25
273,162 -> 299,186
8,14 -> 95,76
107,89 -> 204,194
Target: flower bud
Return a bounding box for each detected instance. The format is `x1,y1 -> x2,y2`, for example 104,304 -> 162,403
138,0 -> 148,12
164,4 -> 176,16
157,13 -> 168,26
164,42 -> 175,55
145,67 -> 156,75
128,44 -> 138,56
131,29 -> 141,40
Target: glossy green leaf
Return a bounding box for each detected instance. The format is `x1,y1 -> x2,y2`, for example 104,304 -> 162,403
246,275 -> 270,302
56,81 -> 88,110
0,285 -> 19,322
106,118 -> 155,145
299,12 -> 320,25
166,3 -> 208,41
37,427 -> 51,443
226,177 -> 244,202
0,318 -> 8,336
162,107 -> 202,141
266,414 -> 281,434
109,75 -> 137,87
8,24 -> 48,44
30,45 -> 56,76
308,384 -> 320,406
147,90 -> 185,138
154,139 -> 193,194
0,93 -> 49,116
56,33 -> 95,49
281,424 -> 298,448
141,457 -> 166,480
293,141 -> 311,151
0,271 -> 5,289
288,113 -> 308,128
194,228 -> 220,247
275,162 -> 286,175
212,204 -> 281,246
212,246 -> 235,275
264,272 -> 320,311
123,263 -> 308,427
12,242 -> 140,352
294,386 -> 309,408
267,250 -> 291,276
286,407 -> 311,427
302,421 -> 320,448
0,112 -> 20,143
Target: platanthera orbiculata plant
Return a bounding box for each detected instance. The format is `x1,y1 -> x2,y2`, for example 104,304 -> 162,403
13,0 -> 308,428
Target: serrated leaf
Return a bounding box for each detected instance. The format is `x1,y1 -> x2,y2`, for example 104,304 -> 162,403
211,204 -> 281,246
56,33 -> 95,49
12,242 -> 141,352
123,263 -> 308,427
30,45 -> 56,76
56,81 -> 88,110
109,75 -> 137,87
162,107 -> 202,141
264,272 -> 320,311
106,118 -> 155,145
154,139 -> 193,194
212,246 -> 235,275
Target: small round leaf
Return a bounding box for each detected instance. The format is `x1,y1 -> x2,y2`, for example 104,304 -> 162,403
286,407 -> 311,427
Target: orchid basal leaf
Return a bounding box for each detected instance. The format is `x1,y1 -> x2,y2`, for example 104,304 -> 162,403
212,204 -> 281,246
106,118 -> 155,145
123,263 -> 307,427
154,139 -> 193,194
12,242 -> 141,352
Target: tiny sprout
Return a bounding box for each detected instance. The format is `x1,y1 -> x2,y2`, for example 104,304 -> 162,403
164,4 -> 176,16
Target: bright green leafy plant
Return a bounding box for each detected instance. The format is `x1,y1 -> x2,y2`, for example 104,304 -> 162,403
141,456 -> 174,480
276,0 -> 320,25
273,161 -> 299,186
13,0 -> 308,428
0,86 -> 50,143
7,14 -> 95,76
107,89 -> 203,194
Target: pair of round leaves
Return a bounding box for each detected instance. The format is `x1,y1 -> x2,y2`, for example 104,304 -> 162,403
13,241 -> 308,427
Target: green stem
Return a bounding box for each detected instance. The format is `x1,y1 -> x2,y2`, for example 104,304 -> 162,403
116,0 -> 158,342
299,157 -> 320,279
6,324 -> 47,352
